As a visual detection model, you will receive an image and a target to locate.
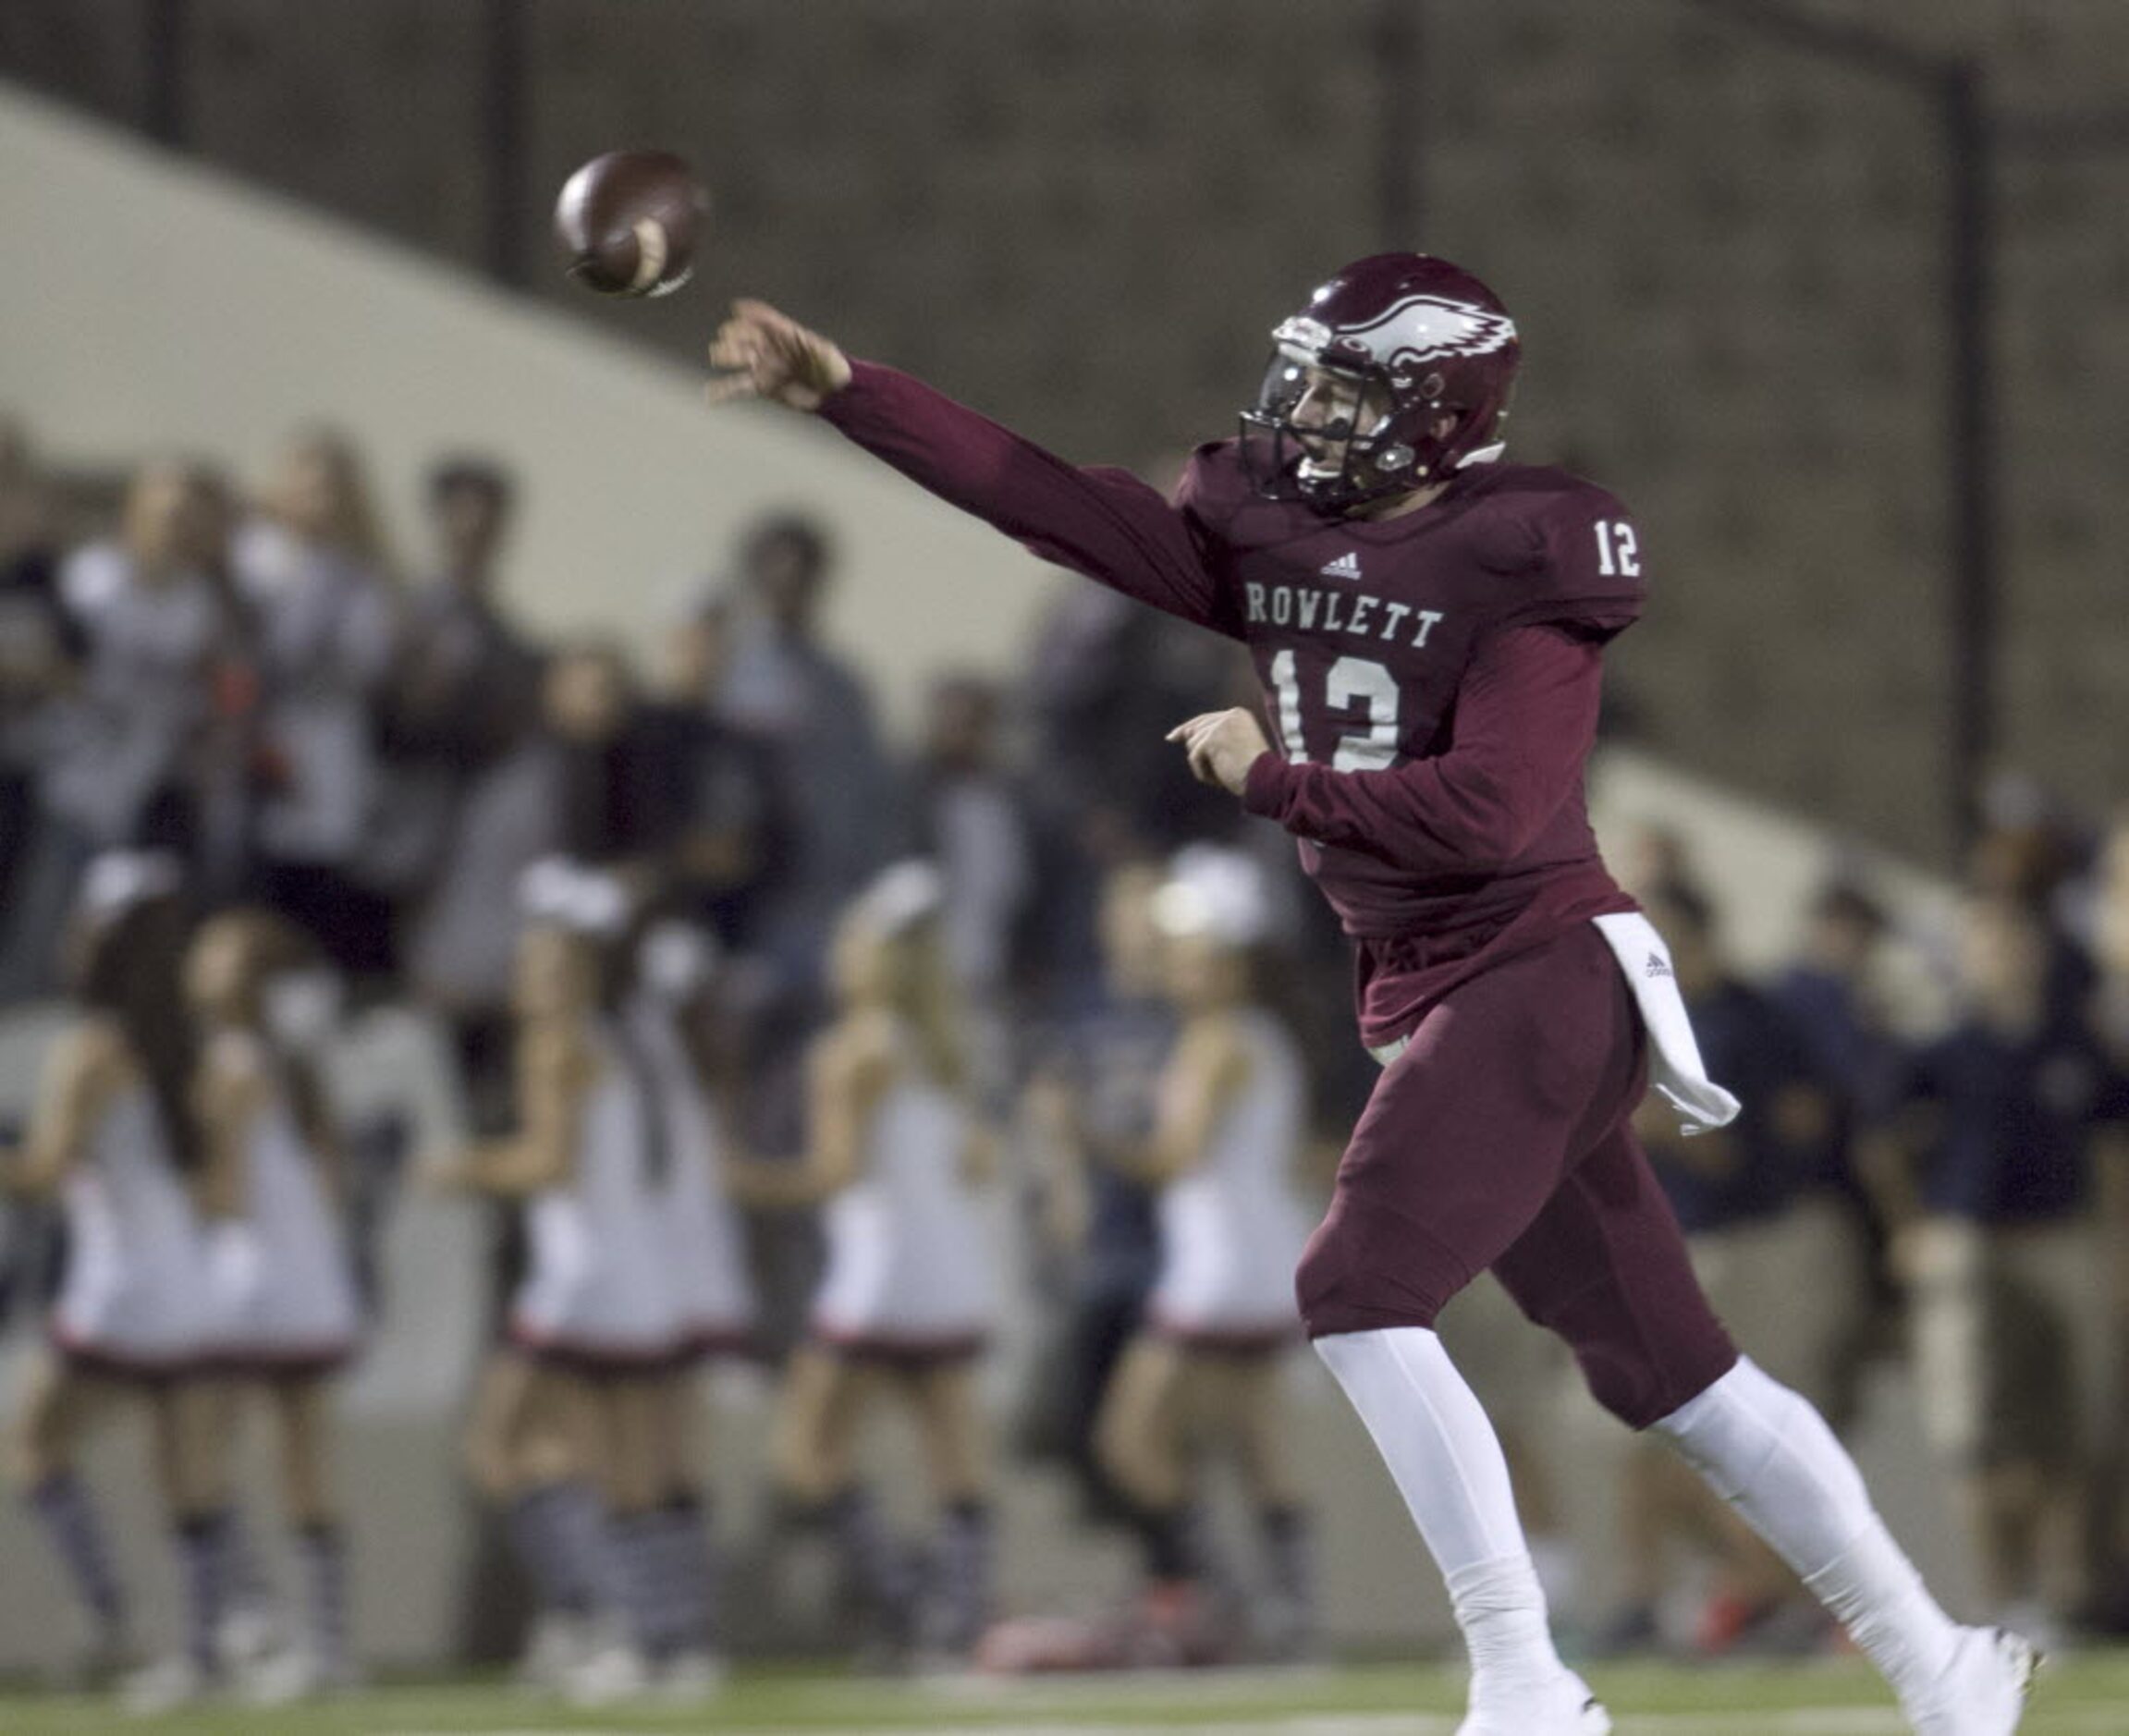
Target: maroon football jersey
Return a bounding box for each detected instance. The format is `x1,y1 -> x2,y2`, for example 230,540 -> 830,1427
821,361 -> 1645,1046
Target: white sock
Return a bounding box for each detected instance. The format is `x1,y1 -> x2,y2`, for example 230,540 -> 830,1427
1315,1327 -> 1564,1693
1652,1356 -> 1959,1704
1448,1555 -> 1562,1709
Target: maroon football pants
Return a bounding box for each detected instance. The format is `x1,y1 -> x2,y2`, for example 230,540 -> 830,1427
1297,921 -> 1738,1429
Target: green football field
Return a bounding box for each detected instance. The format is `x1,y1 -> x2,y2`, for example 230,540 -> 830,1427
1,1656 -> 2124,1736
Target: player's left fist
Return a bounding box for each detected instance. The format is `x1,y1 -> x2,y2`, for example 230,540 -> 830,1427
1166,708 -> 1270,796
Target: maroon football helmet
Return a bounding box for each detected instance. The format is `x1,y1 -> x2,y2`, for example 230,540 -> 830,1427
1242,252 -> 1522,513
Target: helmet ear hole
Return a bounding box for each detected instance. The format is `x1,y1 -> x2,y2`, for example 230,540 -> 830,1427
1420,372 -> 1447,401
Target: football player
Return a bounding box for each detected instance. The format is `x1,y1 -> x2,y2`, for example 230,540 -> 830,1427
707,255 -> 2033,1735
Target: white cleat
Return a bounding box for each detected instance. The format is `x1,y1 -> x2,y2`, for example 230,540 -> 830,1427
561,1640 -> 650,1706
515,1611 -> 597,1694
651,1648 -> 728,1704
119,1655 -> 214,1718
1456,1670 -> 1611,1735
239,1647 -> 364,1705
1907,1626 -> 2039,1735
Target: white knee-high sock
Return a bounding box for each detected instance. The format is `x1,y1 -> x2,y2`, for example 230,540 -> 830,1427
1315,1327 -> 1564,1695
1652,1357 -> 1960,1705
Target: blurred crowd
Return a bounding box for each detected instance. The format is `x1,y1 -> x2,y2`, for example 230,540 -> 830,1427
1,417 -> 2126,1702
0,421 -> 1361,1124
1588,793 -> 2129,1665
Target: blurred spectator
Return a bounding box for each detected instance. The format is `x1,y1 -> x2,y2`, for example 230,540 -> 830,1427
1015,578 -> 1241,1025
542,641 -> 671,873
714,513 -> 899,992
234,430 -> 398,979
1015,862 -> 1170,1522
1604,878 -> 1847,1658
410,639 -> 670,1131
0,460 -> 231,998
371,457 -> 543,906
1864,894 -> 2129,1647
2091,807 -> 2129,1074
908,670 -> 1032,1097
1771,880 -> 1899,1115
1967,769 -> 2098,1025
2083,807 -> 2129,1628
402,725 -> 565,1142
1768,878 -> 1904,1426
1023,583 -> 1237,863
0,420 -> 80,918
635,599 -> 783,946
1969,771 -> 2087,915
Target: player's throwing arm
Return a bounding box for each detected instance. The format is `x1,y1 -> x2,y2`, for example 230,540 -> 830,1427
707,302 -> 851,410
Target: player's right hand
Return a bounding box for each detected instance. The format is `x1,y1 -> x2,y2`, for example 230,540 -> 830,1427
706,300 -> 852,411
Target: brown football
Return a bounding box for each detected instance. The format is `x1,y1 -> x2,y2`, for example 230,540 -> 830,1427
554,150 -> 709,299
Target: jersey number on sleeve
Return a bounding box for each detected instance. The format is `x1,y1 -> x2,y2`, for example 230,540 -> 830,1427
1269,650 -> 1400,771
1593,520 -> 1640,578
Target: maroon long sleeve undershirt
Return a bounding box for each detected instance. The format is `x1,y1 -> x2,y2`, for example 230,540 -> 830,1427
819,360 -> 1230,632
1241,622 -> 1605,881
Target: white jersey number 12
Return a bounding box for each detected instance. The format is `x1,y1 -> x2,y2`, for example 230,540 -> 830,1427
1270,650 -> 1401,772
1593,520 -> 1640,578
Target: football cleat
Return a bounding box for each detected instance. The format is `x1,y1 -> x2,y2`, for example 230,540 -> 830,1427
560,1640 -> 650,1706
1242,252 -> 1522,514
650,1648 -> 728,1704
118,1654 -> 216,1717
514,1610 -> 597,1694
238,1647 -> 363,1705
1455,1670 -> 1611,1736
1906,1626 -> 2039,1734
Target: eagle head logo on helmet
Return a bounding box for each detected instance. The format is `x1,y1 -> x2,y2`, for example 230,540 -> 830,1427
1242,253 -> 1522,515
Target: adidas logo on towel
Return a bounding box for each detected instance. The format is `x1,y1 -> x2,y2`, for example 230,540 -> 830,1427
1646,953 -> 1673,979
1320,551 -> 1363,579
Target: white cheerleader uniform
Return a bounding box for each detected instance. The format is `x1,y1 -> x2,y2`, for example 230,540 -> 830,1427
50,1083 -> 212,1376
810,1036 -> 991,1362
510,1025 -> 679,1369
621,998 -> 757,1361
211,1033 -> 362,1375
1147,1010 -> 1311,1351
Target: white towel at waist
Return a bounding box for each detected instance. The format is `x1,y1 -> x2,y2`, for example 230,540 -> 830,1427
1591,911 -> 1742,1136
1363,912 -> 1743,1139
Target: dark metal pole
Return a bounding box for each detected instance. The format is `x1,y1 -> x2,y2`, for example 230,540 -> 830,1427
145,0 -> 191,148
483,0 -> 529,287
1944,59 -> 1997,853
1376,0 -> 1424,246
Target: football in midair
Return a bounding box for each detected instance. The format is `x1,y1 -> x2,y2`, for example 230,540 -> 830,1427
554,150 -> 709,299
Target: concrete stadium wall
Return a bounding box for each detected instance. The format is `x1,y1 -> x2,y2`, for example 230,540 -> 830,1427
0,82 -> 1058,727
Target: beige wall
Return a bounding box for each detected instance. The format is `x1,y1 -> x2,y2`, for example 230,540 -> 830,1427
0,82 -> 1056,729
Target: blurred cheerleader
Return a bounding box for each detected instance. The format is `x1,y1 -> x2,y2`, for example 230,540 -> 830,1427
627,920 -> 757,1370
1,855 -> 235,1705
441,861 -> 711,1701
184,909 -> 362,1698
725,861 -> 998,1661
1091,847 -> 1316,1657
614,913 -> 758,1693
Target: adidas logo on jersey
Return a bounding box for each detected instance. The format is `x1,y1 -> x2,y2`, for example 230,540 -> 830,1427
1646,953 -> 1673,979
1320,551 -> 1363,580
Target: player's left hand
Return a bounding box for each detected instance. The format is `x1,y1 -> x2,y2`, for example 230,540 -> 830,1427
1167,708 -> 1270,796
